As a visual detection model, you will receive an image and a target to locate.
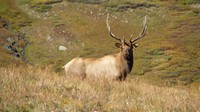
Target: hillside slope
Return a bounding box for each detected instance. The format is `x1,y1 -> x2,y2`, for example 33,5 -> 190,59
16,0 -> 200,85
0,0 -> 200,111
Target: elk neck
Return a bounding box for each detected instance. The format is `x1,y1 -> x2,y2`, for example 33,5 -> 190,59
117,51 -> 134,74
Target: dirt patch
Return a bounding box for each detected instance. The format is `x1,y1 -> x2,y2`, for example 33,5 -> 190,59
53,24 -> 75,41
7,0 -> 16,9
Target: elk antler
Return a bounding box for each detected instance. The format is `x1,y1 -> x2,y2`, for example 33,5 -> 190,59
106,14 -> 122,42
130,16 -> 147,44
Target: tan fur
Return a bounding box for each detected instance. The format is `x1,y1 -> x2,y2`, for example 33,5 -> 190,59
64,51 -> 131,80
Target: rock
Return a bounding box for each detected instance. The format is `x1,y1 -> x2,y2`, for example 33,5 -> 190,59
4,45 -> 12,51
13,52 -> 20,58
6,37 -> 13,43
0,19 -> 9,29
4,44 -> 18,52
12,41 -> 16,45
47,35 -> 52,41
11,47 -> 18,53
58,45 -> 67,51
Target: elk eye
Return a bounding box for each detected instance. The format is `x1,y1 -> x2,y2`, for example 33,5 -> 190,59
115,43 -> 122,48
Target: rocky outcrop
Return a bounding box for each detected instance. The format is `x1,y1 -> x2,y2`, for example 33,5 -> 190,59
0,19 -> 29,62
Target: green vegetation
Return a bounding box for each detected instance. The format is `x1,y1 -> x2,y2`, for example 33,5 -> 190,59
18,0 -> 63,12
104,0 -> 158,11
0,0 -> 200,111
66,0 -> 106,4
11,0 -> 199,85
0,0 -> 31,29
180,0 -> 199,5
0,0 -> 31,67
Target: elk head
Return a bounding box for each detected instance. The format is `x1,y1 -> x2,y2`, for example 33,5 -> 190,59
106,14 -> 147,59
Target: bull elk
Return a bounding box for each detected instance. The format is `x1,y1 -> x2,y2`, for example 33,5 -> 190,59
63,14 -> 147,80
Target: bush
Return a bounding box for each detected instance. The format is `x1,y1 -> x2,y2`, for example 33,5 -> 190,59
66,0 -> 106,4
180,0 -> 199,5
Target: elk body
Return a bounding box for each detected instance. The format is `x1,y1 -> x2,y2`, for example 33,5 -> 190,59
64,15 -> 147,80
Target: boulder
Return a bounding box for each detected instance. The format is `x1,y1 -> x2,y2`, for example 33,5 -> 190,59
58,45 -> 67,51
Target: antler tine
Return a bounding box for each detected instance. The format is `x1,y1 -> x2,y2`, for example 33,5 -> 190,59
130,16 -> 147,43
106,14 -> 122,42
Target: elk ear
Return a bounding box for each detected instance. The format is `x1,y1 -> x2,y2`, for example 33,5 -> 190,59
115,43 -> 122,48
132,44 -> 139,48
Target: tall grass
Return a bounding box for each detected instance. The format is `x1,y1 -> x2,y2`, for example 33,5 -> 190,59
0,65 -> 199,111
1,1 -> 199,111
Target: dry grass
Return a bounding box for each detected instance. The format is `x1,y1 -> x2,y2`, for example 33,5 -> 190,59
1,0 -> 200,111
0,65 -> 199,112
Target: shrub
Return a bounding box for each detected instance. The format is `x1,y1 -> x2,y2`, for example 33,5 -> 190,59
180,0 -> 199,5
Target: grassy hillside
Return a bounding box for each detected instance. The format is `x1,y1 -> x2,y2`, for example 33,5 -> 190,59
16,0 -> 200,84
0,0 -> 31,66
0,0 -> 200,111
